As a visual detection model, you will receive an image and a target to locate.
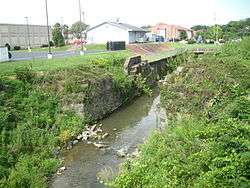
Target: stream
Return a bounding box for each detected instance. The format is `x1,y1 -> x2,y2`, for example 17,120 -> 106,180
50,89 -> 166,188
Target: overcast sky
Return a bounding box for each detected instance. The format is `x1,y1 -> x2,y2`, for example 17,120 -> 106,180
0,0 -> 250,28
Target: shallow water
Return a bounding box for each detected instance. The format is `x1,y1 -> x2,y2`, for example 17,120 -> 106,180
50,90 -> 165,188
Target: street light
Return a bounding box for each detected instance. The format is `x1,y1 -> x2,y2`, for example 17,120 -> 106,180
45,0 -> 52,59
79,0 -> 85,55
24,17 -> 31,52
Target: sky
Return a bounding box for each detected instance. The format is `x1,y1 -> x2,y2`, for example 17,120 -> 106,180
0,0 -> 250,28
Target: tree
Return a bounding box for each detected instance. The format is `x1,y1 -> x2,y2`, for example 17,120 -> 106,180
70,21 -> 89,39
179,31 -> 188,40
191,25 -> 208,31
207,25 -> 223,41
62,24 -> 69,40
52,23 -> 65,47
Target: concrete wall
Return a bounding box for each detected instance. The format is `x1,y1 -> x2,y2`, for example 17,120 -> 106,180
0,24 -> 51,48
86,23 -> 129,44
124,54 -> 186,86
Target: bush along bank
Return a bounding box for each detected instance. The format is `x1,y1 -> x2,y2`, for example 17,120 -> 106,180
0,52 -> 150,187
112,38 -> 250,187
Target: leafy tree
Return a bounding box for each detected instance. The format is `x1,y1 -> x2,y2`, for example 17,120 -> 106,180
179,30 -> 188,40
52,23 -> 65,47
191,25 -> 208,31
207,25 -> 223,41
62,24 -> 69,40
70,21 -> 89,39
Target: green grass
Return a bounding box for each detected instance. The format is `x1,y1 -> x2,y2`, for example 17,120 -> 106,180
169,42 -> 221,51
0,49 -> 136,187
0,51 -> 130,76
112,38 -> 250,188
143,48 -> 186,62
12,44 -> 107,52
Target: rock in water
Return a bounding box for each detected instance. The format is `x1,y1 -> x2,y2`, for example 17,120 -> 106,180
57,166 -> 66,175
117,147 -> 128,158
93,142 -> 108,148
73,140 -> 79,145
102,133 -> 109,139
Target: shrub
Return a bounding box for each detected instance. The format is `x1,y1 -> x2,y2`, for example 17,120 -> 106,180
50,41 -> 55,47
40,44 -> 48,48
187,39 -> 196,44
40,42 -> 54,48
14,67 -> 35,83
13,46 -> 21,51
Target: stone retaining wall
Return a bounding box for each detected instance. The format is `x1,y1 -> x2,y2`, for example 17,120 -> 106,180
124,55 -> 179,85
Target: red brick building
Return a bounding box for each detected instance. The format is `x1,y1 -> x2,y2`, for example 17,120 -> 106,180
151,23 -> 193,41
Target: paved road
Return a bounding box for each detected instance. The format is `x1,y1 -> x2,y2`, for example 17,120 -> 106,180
10,50 -> 106,61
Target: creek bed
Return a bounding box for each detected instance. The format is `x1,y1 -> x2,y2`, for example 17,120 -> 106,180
50,89 -> 165,188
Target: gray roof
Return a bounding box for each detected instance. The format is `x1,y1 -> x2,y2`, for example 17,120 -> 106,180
86,22 -> 147,32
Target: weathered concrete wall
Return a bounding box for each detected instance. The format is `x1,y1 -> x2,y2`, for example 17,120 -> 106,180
62,54 -> 183,121
124,55 -> 178,86
62,76 -> 138,121
81,78 -> 124,120
0,23 -> 51,48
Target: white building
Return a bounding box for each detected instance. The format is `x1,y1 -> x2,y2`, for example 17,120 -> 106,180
86,22 -> 147,44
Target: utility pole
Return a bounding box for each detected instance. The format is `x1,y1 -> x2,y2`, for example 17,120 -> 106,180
214,12 -> 219,44
24,17 -> 31,52
45,0 -> 52,59
79,0 -> 85,55
82,12 -> 85,24
60,17 -> 65,38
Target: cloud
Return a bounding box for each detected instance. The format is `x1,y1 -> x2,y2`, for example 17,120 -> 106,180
0,0 -> 248,27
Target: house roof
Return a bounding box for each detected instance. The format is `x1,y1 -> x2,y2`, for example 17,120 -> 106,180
153,23 -> 193,31
86,22 -> 147,32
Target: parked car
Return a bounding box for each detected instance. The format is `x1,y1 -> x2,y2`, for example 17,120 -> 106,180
155,36 -> 165,42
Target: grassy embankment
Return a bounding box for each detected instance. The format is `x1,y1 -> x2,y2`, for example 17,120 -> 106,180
0,50 -> 146,187
112,38 -> 250,187
142,42 -> 221,62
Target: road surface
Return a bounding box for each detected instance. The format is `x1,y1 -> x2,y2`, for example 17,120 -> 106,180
10,50 -> 106,61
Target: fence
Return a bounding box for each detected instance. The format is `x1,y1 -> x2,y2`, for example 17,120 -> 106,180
106,41 -> 126,51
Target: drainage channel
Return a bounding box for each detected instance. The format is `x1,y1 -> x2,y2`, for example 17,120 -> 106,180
50,89 -> 166,188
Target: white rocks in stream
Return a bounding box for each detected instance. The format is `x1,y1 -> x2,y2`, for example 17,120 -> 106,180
117,147 -> 128,158
81,131 -> 90,141
102,133 -> 109,139
73,140 -> 79,145
57,166 -> 66,175
90,124 -> 97,132
96,127 -> 103,133
131,148 -> 140,158
77,134 -> 83,140
93,142 -> 108,149
74,123 -> 111,150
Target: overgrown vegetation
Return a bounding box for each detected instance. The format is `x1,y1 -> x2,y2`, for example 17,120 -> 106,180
0,52 -> 147,187
52,23 -> 65,47
112,38 -> 250,187
192,18 -> 250,41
